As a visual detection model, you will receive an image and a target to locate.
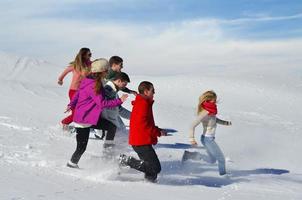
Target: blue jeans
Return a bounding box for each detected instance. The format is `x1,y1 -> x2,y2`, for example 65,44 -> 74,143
201,135 -> 226,175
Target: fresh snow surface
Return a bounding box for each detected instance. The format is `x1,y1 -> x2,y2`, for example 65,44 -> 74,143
0,51 -> 301,200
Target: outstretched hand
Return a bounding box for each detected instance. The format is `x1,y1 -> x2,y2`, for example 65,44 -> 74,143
160,129 -> 168,136
57,80 -> 63,85
130,91 -> 138,96
120,94 -> 128,102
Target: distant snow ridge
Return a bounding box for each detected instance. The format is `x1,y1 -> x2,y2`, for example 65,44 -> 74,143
0,116 -> 32,131
0,52 -> 60,85
9,57 -> 30,80
7,57 -> 46,80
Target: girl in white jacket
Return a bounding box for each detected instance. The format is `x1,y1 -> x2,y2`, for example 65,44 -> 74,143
184,90 -> 231,175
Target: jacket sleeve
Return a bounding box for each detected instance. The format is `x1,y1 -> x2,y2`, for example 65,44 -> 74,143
68,90 -> 79,109
104,85 -> 116,100
216,118 -> 230,125
121,87 -> 134,94
119,106 -> 131,119
90,88 -> 122,109
154,126 -> 161,137
189,110 -> 208,142
58,66 -> 73,81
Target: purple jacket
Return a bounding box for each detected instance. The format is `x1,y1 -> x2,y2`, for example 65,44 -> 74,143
69,77 -> 122,125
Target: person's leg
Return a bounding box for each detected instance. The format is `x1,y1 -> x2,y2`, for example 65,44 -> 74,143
68,89 -> 77,121
92,118 -> 117,158
203,137 -> 226,175
61,89 -> 77,125
93,117 -> 117,145
70,127 -> 90,164
94,129 -> 106,140
201,136 -> 217,164
116,116 -> 127,133
132,145 -> 161,181
103,119 -> 117,143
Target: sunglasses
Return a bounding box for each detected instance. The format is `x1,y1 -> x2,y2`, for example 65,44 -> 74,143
87,53 -> 92,57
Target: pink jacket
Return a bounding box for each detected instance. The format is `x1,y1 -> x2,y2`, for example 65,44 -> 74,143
69,77 -> 122,125
58,66 -> 87,90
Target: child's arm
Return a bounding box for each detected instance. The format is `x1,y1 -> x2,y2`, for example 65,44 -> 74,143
216,118 -> 232,126
189,110 -> 208,145
121,87 -> 138,95
90,89 -> 127,109
58,66 -> 73,85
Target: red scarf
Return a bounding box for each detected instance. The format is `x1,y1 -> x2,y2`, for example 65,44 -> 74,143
201,101 -> 217,115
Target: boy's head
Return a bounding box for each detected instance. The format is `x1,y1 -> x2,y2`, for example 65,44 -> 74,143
138,81 -> 155,100
112,72 -> 130,89
109,56 -> 123,72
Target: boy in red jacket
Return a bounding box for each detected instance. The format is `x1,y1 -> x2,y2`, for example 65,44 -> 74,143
119,81 -> 167,182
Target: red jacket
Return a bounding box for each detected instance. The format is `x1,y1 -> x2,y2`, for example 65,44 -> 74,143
129,95 -> 161,146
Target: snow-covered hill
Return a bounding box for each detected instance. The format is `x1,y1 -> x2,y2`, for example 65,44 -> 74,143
0,52 -> 301,200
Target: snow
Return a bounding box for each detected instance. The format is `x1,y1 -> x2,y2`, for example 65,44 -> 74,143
0,51 -> 301,199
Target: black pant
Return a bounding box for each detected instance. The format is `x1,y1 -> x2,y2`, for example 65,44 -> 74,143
70,127 -> 90,164
70,118 -> 116,164
128,145 -> 161,181
92,117 -> 116,141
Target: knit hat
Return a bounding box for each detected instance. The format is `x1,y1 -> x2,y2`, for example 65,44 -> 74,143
91,58 -> 109,73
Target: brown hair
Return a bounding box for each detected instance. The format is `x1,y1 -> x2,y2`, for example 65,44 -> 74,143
138,81 -> 153,94
92,72 -> 107,94
109,56 -> 123,67
112,72 -> 130,82
70,48 -> 91,74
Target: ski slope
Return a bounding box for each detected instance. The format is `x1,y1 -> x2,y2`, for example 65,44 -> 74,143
0,51 -> 301,200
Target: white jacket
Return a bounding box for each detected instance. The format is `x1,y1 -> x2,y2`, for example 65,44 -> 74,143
189,110 -> 229,142
101,81 -> 131,128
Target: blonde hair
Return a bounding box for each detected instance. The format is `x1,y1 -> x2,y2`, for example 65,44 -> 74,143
197,90 -> 217,114
70,48 -> 91,74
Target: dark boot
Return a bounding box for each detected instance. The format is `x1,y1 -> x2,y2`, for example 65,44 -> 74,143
144,173 -> 157,183
119,154 -> 145,172
181,150 -> 202,162
119,154 -> 130,167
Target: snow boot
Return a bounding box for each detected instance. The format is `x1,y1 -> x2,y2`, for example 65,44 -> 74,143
118,154 -> 130,167
66,160 -> 79,169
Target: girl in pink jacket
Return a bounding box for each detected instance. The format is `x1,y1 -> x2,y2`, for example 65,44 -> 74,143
66,58 -> 128,168
58,48 -> 92,128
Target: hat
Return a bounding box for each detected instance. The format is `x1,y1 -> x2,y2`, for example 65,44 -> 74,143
91,58 -> 109,73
